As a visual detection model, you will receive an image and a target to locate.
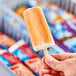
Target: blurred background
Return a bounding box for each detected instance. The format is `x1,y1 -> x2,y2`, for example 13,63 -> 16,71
0,0 -> 76,76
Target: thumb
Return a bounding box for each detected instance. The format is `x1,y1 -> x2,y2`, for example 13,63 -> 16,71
45,56 -> 65,71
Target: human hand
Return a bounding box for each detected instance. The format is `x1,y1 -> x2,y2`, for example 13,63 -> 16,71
40,53 -> 76,76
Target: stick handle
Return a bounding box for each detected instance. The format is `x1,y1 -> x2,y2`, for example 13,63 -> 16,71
43,49 -> 55,60
43,49 -> 49,56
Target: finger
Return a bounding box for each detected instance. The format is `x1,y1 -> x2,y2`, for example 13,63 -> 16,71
42,57 -> 49,69
42,57 -> 64,76
42,56 -> 60,69
51,53 -> 76,61
44,56 -> 67,71
40,68 -> 60,76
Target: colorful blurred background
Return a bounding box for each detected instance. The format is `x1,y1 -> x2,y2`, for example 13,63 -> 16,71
0,0 -> 76,76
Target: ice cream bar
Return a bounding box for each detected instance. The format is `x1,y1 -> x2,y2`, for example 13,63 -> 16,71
23,7 -> 54,52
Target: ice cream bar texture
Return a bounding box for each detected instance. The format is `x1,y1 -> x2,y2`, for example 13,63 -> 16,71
23,7 -> 54,51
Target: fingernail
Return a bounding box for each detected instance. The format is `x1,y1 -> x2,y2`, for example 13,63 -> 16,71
45,56 -> 54,63
47,55 -> 55,60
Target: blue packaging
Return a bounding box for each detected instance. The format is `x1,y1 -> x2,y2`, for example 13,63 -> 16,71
66,19 -> 76,31
25,0 -> 36,7
0,4 -> 29,44
11,49 -> 30,63
3,14 -> 29,43
49,45 -> 66,54
42,7 -> 61,24
0,55 -> 11,67
50,6 -> 72,20
9,40 -> 30,62
63,37 -> 76,52
0,45 -> 8,50
50,22 -> 72,40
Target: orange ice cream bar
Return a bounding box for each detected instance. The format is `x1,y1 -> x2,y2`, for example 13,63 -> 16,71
23,7 -> 54,51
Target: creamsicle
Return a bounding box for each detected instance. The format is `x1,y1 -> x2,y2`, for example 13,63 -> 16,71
23,7 -> 54,53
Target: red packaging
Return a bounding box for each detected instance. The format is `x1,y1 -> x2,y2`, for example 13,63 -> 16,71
1,52 -> 20,65
18,44 -> 38,58
25,57 -> 41,74
9,40 -> 41,75
0,50 -> 34,76
0,32 -> 16,48
11,63 -> 34,76
0,50 -> 20,67
9,40 -> 38,61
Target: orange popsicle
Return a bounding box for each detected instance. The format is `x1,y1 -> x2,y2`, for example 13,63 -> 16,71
23,7 -> 54,52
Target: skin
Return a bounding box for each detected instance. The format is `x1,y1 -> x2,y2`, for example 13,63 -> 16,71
40,53 -> 76,76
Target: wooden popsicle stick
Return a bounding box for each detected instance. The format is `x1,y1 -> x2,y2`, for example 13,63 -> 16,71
44,49 -> 49,56
44,49 -> 55,60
